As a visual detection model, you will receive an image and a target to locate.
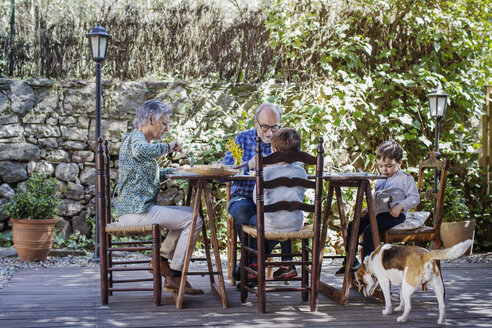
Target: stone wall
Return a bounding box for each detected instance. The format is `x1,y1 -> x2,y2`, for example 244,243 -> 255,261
0,78 -> 262,238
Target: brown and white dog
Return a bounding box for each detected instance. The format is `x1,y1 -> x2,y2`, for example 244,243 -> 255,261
355,239 -> 473,326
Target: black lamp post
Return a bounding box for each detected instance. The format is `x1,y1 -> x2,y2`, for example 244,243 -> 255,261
87,23 -> 110,260
427,83 -> 449,195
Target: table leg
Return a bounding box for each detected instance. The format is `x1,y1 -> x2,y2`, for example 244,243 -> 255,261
199,205 -> 215,286
176,180 -> 203,309
339,182 -> 365,304
365,180 -> 380,248
185,181 -> 195,207
202,182 -> 228,309
335,186 -> 347,243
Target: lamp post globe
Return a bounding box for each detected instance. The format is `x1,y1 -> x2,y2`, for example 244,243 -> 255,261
87,23 -> 110,261
87,23 -> 110,62
427,82 -> 449,121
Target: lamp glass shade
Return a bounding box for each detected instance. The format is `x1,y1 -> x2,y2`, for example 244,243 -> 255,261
427,84 -> 449,119
87,23 -> 110,62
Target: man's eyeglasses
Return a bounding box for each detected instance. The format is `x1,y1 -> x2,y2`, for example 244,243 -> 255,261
257,119 -> 280,132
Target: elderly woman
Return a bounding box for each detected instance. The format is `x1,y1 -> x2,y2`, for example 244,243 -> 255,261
115,99 -> 203,295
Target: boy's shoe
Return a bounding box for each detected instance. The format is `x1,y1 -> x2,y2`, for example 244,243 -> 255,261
247,263 -> 258,280
273,265 -> 298,279
335,258 -> 360,276
233,263 -> 257,282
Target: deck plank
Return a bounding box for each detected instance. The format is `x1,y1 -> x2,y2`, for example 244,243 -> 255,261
0,260 -> 491,327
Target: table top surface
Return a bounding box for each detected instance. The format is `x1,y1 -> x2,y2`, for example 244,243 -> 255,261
168,171 -> 387,181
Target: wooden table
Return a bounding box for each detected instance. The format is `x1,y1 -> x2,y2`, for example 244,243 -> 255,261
167,173 -> 253,309
317,173 -> 387,305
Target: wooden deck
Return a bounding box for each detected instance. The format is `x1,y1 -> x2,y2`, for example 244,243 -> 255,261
1,258 -> 491,327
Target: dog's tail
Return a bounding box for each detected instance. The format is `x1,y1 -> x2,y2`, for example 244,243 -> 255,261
422,239 -> 473,262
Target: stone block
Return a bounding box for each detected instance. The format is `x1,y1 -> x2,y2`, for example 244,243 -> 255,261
60,141 -> 88,150
0,115 -> 18,125
63,86 -> 94,115
0,161 -> 27,183
58,199 -> 85,217
106,81 -> 146,119
72,151 -> 94,163
38,138 -> 58,149
24,124 -> 61,138
27,160 -> 55,177
22,113 -> 46,124
88,120 -> 128,143
55,163 -> 80,182
66,183 -> 85,200
80,166 -> 95,185
45,150 -> 69,162
0,198 -> 9,221
10,81 -> 35,115
0,143 -> 40,161
61,127 -> 88,141
0,92 -> 8,113
0,125 -> 24,138
0,183 -> 15,199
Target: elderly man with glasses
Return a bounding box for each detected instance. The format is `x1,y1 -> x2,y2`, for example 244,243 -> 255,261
223,103 -> 296,281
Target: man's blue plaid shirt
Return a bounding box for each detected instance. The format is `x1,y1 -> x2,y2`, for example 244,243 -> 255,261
223,128 -> 272,199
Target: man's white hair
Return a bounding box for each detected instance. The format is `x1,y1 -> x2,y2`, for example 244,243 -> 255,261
255,103 -> 282,120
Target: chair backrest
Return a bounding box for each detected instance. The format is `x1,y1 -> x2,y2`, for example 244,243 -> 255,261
255,136 -> 324,229
415,152 -> 449,229
96,138 -> 112,235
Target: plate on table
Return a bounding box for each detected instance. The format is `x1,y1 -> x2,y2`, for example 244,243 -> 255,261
189,164 -> 240,177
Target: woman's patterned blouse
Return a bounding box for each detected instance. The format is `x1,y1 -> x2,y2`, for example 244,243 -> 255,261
115,131 -> 173,217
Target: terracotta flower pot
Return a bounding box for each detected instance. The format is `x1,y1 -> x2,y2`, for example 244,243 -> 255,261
440,220 -> 476,255
11,218 -> 57,262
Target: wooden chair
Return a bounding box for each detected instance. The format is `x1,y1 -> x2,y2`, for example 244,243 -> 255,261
240,136 -> 324,313
382,152 -> 448,249
97,138 -> 165,306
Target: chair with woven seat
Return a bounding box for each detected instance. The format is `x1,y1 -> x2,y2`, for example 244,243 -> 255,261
382,152 -> 448,248
97,138 -> 166,306
240,136 -> 324,313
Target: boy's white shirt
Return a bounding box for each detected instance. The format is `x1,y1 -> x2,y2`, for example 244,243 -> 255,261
373,170 -> 420,215
253,163 -> 307,232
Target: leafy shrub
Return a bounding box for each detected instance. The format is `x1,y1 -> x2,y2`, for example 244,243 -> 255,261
1,173 -> 60,220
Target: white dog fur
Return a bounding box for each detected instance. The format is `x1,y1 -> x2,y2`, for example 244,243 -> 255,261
355,239 -> 473,326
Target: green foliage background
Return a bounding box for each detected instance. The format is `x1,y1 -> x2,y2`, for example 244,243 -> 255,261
1,0 -> 491,250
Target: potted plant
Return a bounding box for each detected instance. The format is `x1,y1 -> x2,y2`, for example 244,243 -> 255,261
1,173 -> 60,261
439,184 -> 475,254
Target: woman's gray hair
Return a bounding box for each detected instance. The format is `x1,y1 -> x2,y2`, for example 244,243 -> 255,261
255,103 -> 282,120
133,100 -> 173,130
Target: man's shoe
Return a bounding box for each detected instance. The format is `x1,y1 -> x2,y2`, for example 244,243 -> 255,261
335,258 -> 360,276
164,276 -> 204,295
148,259 -> 172,278
273,265 -> 298,279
